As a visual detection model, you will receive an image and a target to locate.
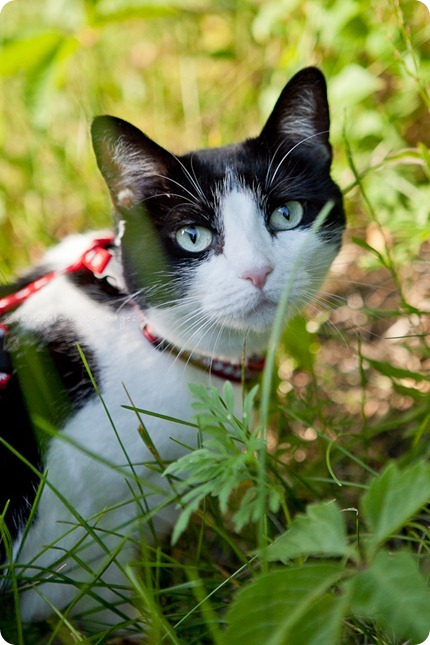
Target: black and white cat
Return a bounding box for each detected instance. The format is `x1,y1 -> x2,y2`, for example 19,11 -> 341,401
0,67 -> 345,627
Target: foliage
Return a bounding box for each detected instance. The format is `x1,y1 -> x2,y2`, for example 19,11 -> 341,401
155,386 -> 430,644
226,463 -> 430,644
1,0 -> 430,643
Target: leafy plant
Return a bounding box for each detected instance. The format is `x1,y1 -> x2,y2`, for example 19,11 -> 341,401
164,382 -> 281,545
224,463 -> 430,644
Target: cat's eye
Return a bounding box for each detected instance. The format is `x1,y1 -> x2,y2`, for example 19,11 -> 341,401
175,225 -> 214,253
269,201 -> 304,231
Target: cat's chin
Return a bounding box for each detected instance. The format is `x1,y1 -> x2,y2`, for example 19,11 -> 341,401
144,301 -> 282,360
222,305 -> 279,334
221,290 -> 289,334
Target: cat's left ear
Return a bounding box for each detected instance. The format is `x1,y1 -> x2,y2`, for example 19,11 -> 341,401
91,115 -> 171,210
259,67 -> 332,164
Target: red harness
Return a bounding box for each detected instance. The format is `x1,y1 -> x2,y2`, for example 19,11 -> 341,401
0,235 -> 115,317
0,235 -> 115,390
0,234 -> 265,386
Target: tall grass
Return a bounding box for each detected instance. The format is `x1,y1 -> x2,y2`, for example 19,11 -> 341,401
1,0 -> 430,642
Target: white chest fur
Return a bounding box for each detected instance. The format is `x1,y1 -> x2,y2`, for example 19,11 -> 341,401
11,266 -> 236,624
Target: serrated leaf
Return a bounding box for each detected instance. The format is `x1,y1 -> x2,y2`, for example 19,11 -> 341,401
348,550 -> 430,642
267,501 -> 352,563
170,492 -> 205,545
362,462 -> 430,551
224,563 -> 345,645
243,384 -> 259,430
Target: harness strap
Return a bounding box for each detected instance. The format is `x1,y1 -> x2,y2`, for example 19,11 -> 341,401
0,235 -> 115,390
0,235 -> 115,316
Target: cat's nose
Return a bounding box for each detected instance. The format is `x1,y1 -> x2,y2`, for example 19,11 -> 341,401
240,265 -> 273,289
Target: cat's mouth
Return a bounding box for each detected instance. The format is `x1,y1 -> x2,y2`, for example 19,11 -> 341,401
215,291 -> 283,333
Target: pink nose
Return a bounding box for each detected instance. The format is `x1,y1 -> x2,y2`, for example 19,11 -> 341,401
240,265 -> 273,289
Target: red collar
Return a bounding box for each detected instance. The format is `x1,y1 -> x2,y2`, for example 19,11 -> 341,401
141,323 -> 265,383
0,236 -> 265,383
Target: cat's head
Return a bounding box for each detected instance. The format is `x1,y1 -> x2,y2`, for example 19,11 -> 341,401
91,67 -> 345,360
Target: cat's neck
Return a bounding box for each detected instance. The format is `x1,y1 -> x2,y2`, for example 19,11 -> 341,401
141,305 -> 271,364
140,321 -> 265,381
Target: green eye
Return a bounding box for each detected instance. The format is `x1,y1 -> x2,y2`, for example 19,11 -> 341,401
269,201 -> 304,231
176,225 -> 214,253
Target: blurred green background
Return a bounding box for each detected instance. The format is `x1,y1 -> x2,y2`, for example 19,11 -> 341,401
0,0 -> 429,279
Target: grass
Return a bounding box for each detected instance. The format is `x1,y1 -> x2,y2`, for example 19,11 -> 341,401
1,0 -> 430,642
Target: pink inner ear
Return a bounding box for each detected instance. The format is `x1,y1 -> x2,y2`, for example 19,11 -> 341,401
239,265 -> 273,289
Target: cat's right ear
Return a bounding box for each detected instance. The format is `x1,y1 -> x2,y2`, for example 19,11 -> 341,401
259,67 -> 332,164
91,116 -> 170,210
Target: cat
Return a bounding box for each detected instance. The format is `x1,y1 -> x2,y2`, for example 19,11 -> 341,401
0,66 -> 345,629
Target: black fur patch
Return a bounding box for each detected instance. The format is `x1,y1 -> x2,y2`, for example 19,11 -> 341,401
0,322 -> 99,564
67,270 -> 124,309
0,371 -> 42,564
44,327 -> 100,409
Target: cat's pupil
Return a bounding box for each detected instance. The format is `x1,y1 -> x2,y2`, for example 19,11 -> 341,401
187,227 -> 198,243
175,224 -> 213,252
269,201 -> 304,231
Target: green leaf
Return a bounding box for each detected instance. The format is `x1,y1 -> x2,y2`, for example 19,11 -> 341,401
221,380 -> 235,414
24,36 -> 79,128
391,381 -> 427,401
170,491 -> 206,545
267,501 -> 352,563
348,550 -> 430,642
418,142 -> 430,175
189,383 -> 244,442
364,356 -> 430,383
243,384 -> 259,431
330,64 -> 384,107
8,327 -> 71,452
282,314 -> 317,373
91,0 -> 178,25
351,236 -> 387,265
0,32 -> 65,77
362,462 -> 430,551
224,563 -> 345,645
287,593 -> 349,645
